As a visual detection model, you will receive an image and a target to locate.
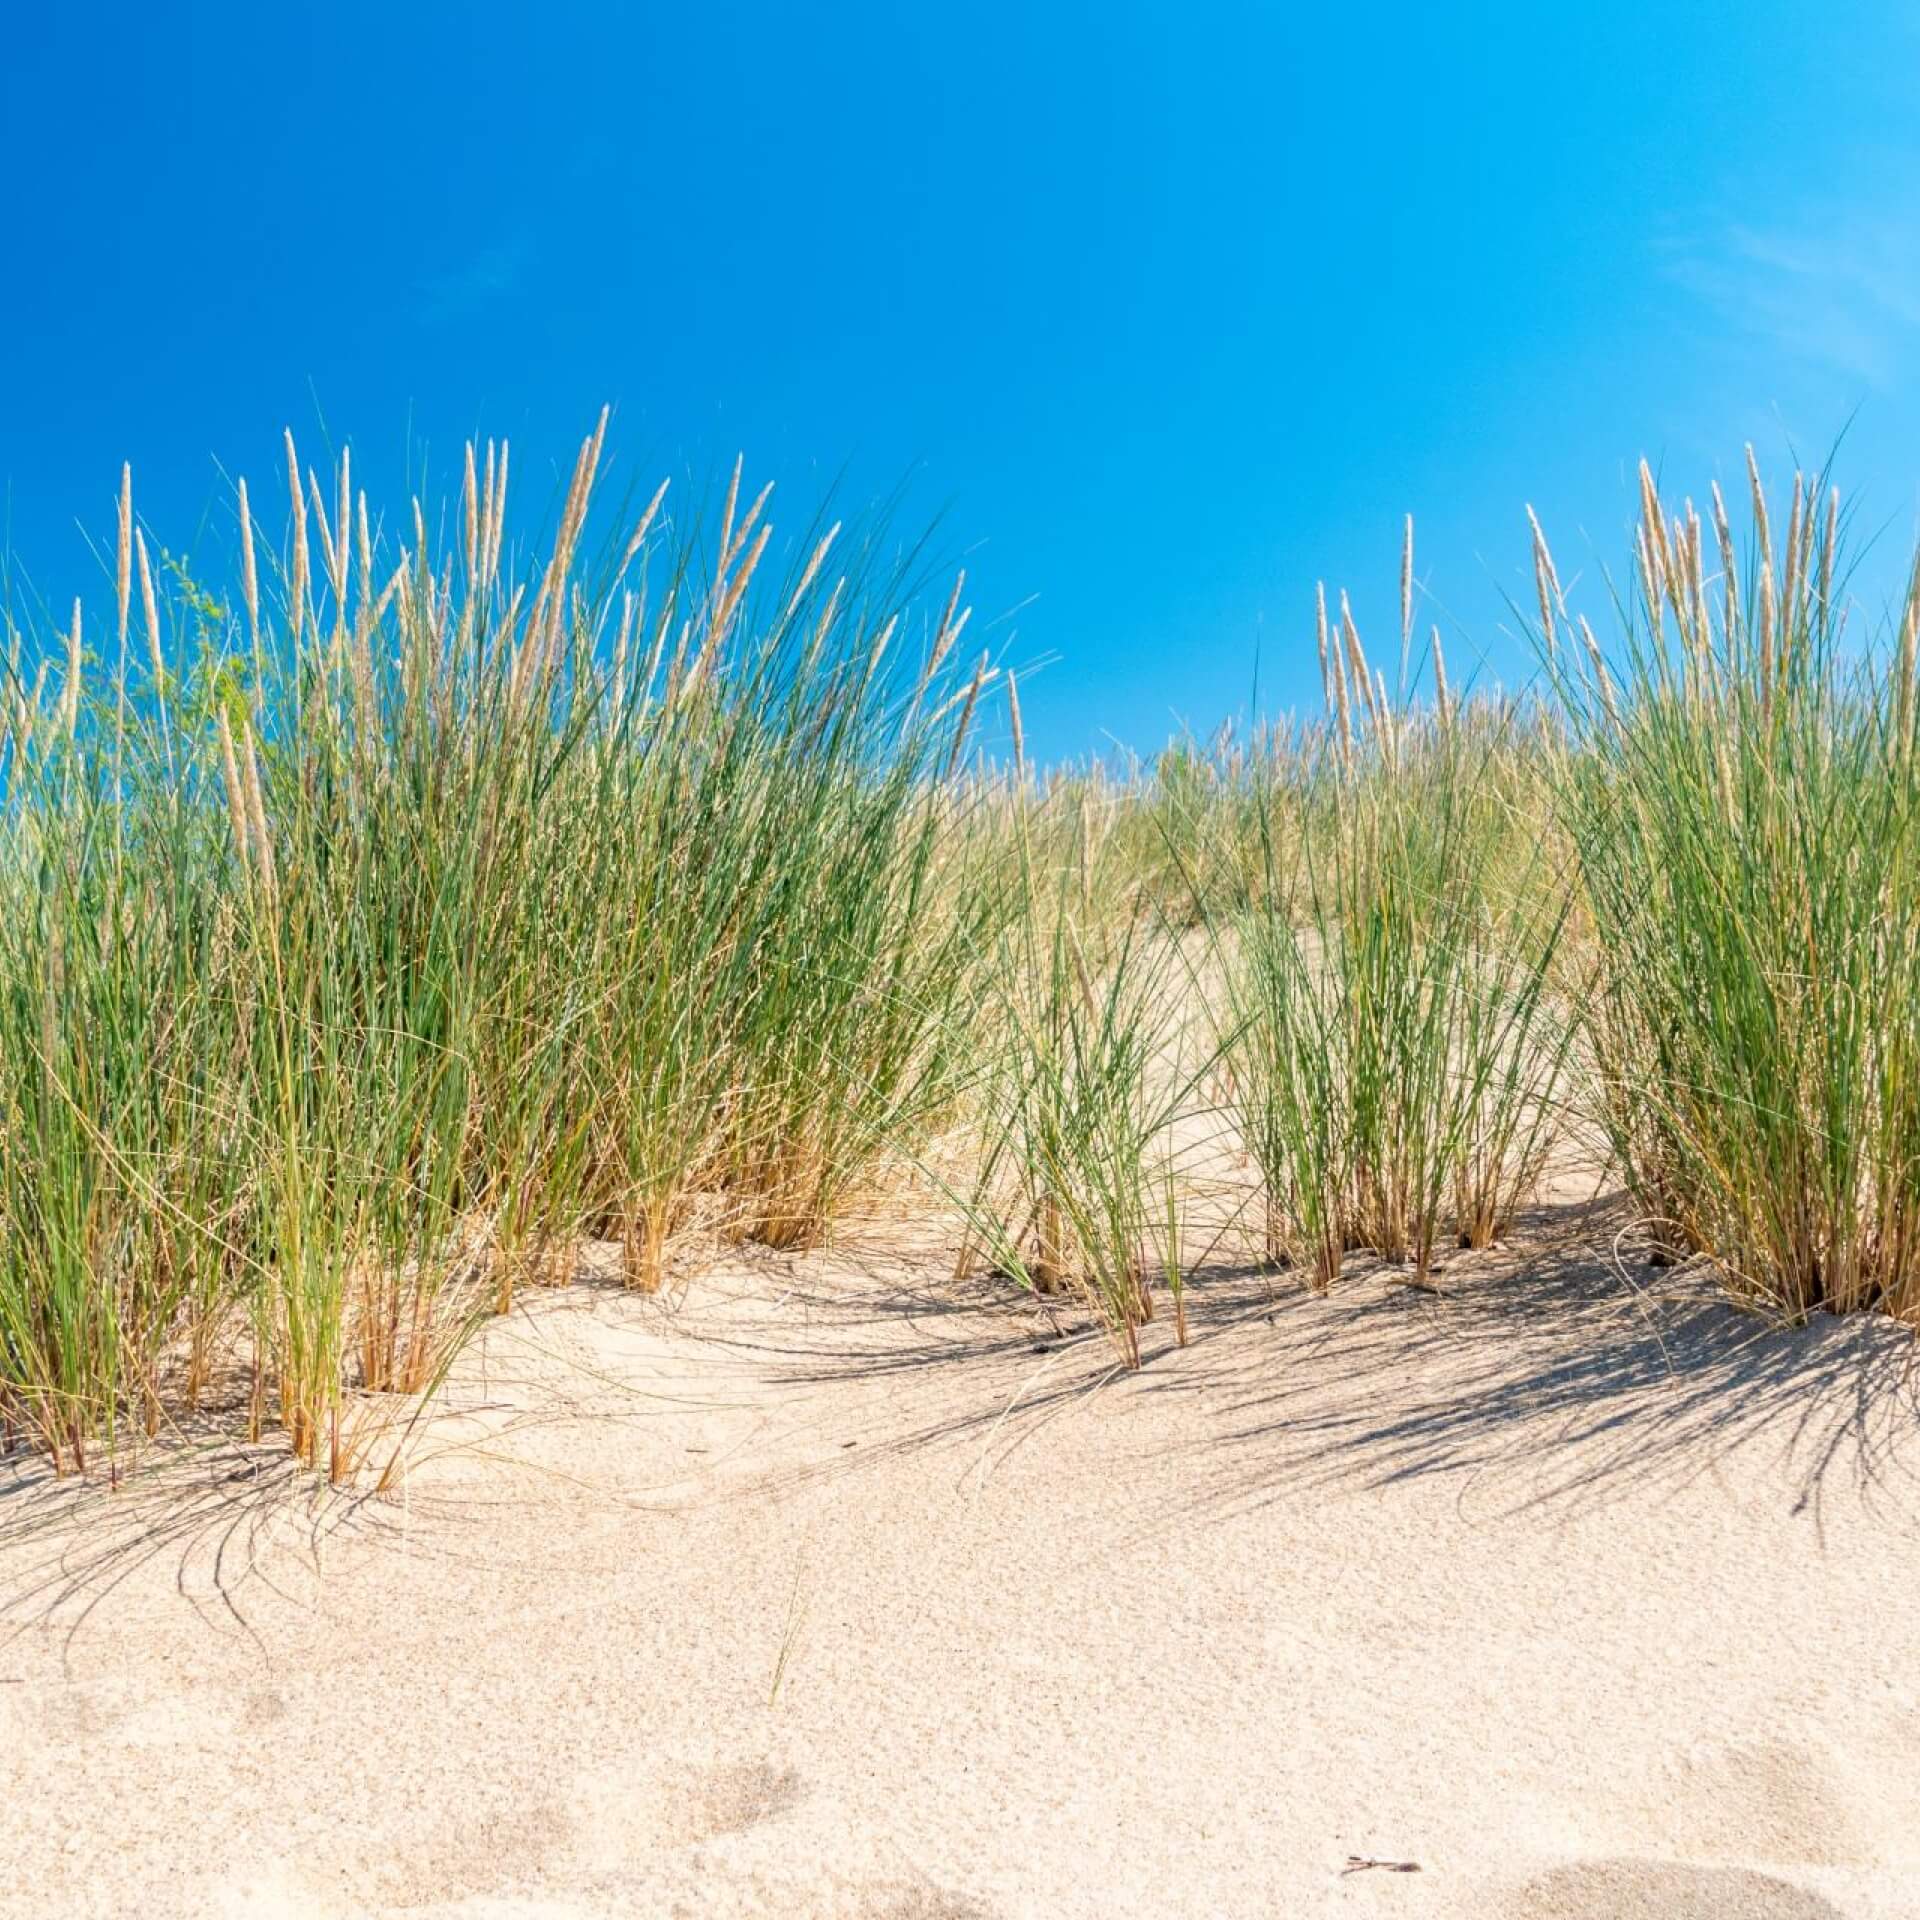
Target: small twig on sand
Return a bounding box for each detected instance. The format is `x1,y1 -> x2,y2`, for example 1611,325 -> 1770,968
1343,1855 -> 1421,1875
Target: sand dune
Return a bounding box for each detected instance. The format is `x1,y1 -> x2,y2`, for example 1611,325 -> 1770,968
3,1211 -> 1918,1918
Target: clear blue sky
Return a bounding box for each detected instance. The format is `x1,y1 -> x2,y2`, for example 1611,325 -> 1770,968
4,2 -> 1919,758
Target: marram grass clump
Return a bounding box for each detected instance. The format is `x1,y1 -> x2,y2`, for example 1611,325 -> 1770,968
1543,453 -> 1920,1321
0,416 -> 997,1478
1202,531 -> 1572,1291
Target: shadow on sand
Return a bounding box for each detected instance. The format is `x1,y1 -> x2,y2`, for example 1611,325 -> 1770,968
5,1189 -> 1917,1647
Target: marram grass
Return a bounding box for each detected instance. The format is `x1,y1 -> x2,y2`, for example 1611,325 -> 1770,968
0,418 -> 998,1477
4,420 -> 1918,1485
1544,454 -> 1920,1321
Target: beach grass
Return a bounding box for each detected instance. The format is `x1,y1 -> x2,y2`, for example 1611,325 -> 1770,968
0,421 -> 995,1475
1544,455 -> 1920,1320
4,417 -> 1919,1482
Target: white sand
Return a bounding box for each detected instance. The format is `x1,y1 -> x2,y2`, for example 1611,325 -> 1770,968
3,1214 -> 1919,1919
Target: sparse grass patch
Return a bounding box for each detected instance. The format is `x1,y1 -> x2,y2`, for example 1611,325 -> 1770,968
1203,574 -> 1572,1289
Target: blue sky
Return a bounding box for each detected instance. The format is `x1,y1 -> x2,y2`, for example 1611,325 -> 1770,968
4,2 -> 1920,758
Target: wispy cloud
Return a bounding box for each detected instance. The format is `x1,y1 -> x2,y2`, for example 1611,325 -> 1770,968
413,241 -> 530,327
1664,185 -> 1920,388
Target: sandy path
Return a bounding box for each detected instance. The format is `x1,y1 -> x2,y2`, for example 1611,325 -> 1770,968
3,1212 -> 1918,1918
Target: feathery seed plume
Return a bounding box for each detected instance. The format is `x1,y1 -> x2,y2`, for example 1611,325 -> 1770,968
1783,471 -> 1805,624
1745,444 -> 1772,575
783,521 -> 841,624
621,476 -> 671,572
1340,591 -> 1376,729
463,442 -> 480,584
1758,555 -> 1777,720
1315,581 -> 1332,712
1527,506 -> 1562,658
941,652 -> 990,781
336,447 -> 352,606
1400,514 -> 1414,669
116,464 -> 132,656
356,493 -> 372,620
135,529 -> 162,682
241,724 -> 275,894
285,430 -> 309,647
717,455 -> 743,592
62,600 -> 82,737
237,477 -> 260,650
216,711 -> 251,876
488,440 -> 510,587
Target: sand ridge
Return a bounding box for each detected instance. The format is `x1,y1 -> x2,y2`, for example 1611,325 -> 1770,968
2,1211 -> 1918,1918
